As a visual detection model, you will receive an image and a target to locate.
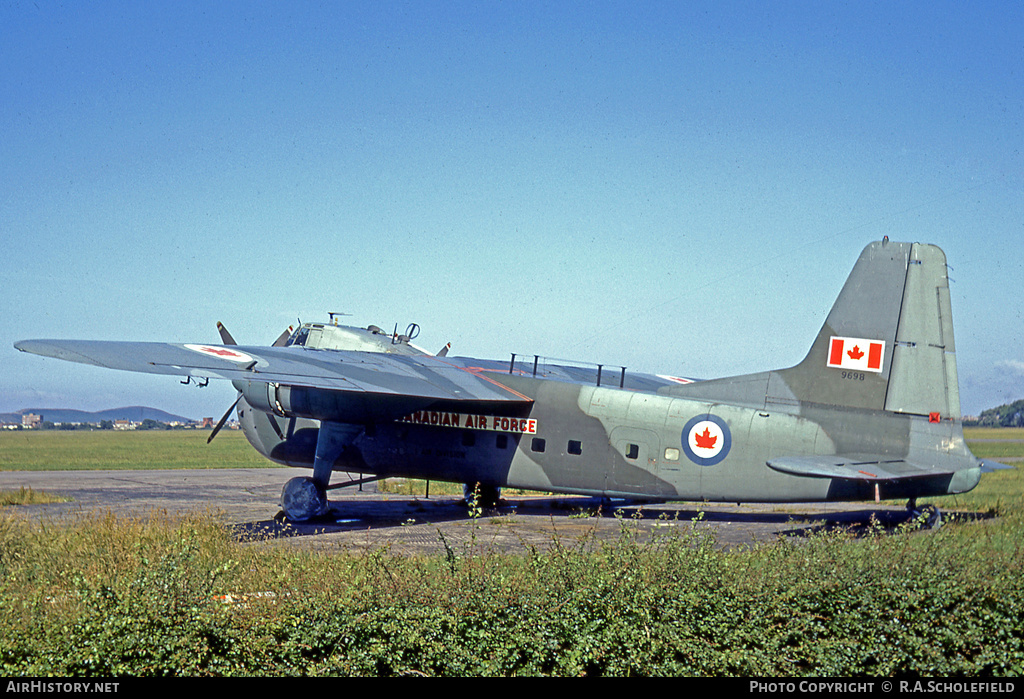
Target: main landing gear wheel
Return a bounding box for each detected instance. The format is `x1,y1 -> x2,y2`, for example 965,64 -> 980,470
281,476 -> 328,522
463,483 -> 502,508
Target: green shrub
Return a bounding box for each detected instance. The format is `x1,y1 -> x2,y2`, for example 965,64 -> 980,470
0,507 -> 1021,676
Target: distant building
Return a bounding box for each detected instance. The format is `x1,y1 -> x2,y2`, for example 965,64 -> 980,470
201,417 -> 214,428
113,419 -> 134,431
22,414 -> 42,429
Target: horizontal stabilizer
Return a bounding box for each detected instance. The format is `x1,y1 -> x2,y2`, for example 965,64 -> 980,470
979,459 -> 1015,473
767,454 -> 973,482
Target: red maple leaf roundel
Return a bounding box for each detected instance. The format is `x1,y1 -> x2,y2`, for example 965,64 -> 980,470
847,345 -> 864,360
694,427 -> 717,450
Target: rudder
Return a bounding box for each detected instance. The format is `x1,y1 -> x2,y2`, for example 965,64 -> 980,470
884,243 -> 960,419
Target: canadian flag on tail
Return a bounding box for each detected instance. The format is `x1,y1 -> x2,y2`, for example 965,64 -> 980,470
827,336 -> 885,373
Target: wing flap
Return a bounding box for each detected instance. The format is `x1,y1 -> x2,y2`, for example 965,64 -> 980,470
767,454 -> 970,482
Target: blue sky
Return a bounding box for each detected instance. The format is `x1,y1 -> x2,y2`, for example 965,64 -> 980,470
2,1 -> 1021,419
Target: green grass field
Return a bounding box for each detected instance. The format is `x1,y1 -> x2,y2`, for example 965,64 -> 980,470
0,487 -> 69,505
964,427 -> 1024,461
0,429 -> 273,471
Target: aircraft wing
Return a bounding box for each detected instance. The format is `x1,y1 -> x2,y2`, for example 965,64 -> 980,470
13,339 -> 531,404
766,454 -> 982,481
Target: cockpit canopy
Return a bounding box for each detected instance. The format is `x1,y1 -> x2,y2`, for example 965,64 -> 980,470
284,323 -> 392,352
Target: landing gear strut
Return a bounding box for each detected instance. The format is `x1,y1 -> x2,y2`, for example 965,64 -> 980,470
280,422 -> 363,522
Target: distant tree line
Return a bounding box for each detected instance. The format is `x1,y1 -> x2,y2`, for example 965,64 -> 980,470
966,399 -> 1024,427
40,421 -> 107,431
39,419 -> 179,431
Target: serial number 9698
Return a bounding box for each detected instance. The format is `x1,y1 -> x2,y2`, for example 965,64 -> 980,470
841,371 -> 866,381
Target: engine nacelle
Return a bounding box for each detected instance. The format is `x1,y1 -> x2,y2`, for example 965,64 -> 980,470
237,379 -> 434,424
235,394 -> 319,467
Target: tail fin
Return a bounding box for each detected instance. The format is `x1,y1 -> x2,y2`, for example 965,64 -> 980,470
774,239 -> 960,419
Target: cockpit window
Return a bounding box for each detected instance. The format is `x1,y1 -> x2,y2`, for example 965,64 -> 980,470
287,326 -> 310,347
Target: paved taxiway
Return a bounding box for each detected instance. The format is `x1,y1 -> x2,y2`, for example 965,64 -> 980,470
0,468 -> 973,555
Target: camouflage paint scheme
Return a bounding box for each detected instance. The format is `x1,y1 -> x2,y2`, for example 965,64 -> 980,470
15,240 -> 997,521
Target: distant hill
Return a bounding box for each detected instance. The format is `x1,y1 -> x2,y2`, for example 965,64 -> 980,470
0,407 -> 194,425
965,399 -> 1024,427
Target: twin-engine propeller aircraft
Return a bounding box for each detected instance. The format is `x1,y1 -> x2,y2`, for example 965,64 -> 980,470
15,240 -> 1005,525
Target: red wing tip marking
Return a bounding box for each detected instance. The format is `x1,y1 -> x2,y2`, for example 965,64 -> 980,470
658,374 -> 695,384
184,344 -> 255,364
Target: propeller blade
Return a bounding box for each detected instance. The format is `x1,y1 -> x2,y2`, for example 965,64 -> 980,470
266,413 -> 286,441
272,327 -> 293,347
217,322 -> 237,345
208,394 -> 242,444
437,342 -> 451,357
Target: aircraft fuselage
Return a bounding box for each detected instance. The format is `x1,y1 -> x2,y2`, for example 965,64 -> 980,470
238,370 -> 980,504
